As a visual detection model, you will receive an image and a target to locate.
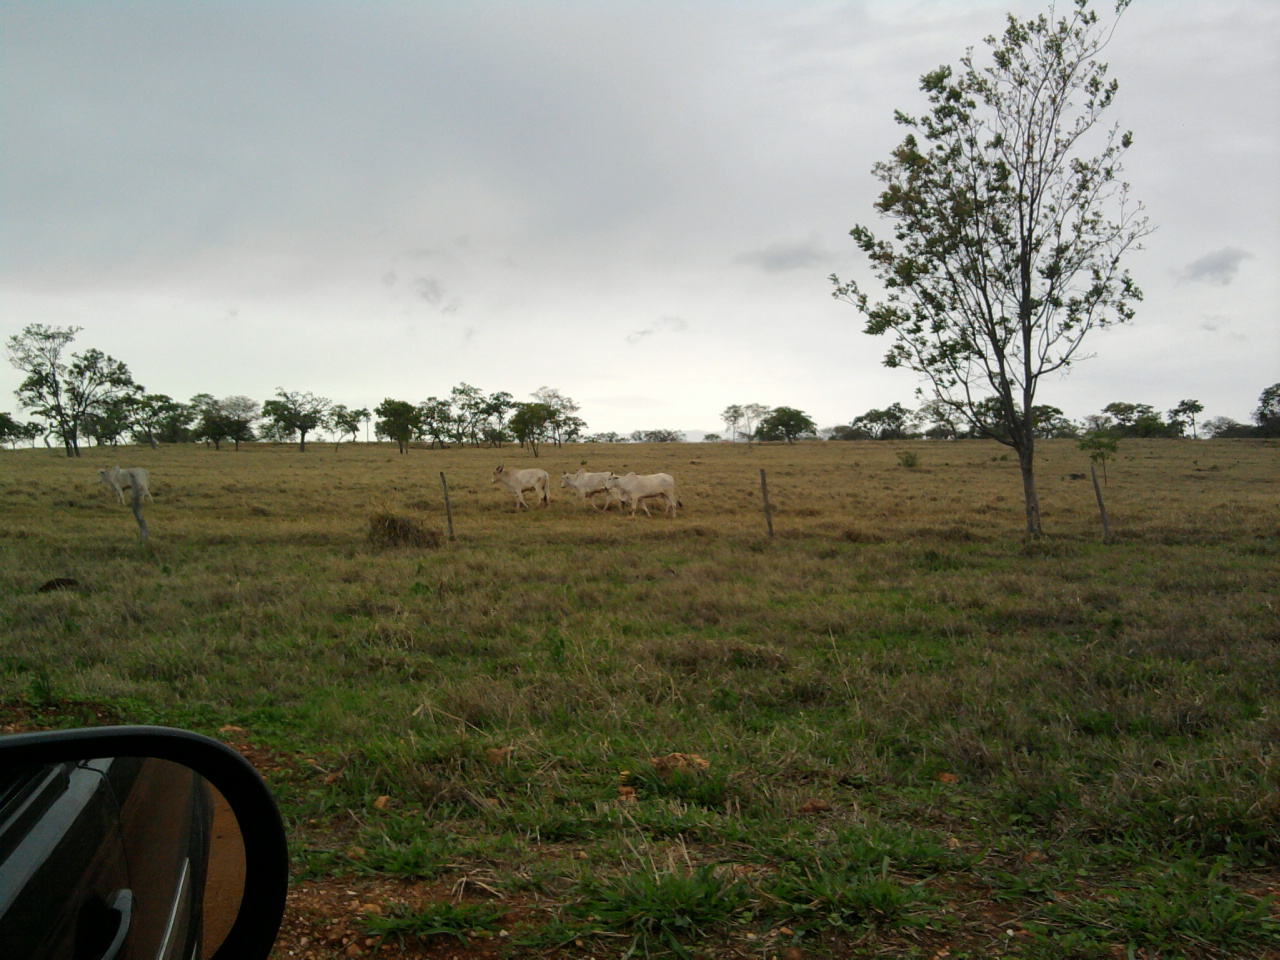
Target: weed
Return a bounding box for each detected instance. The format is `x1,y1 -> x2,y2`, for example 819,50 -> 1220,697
361,900 -> 504,945
1034,859 -> 1280,956
573,863 -> 751,957
766,854 -> 936,930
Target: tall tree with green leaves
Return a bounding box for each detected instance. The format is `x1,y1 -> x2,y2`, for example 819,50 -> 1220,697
1169,399 -> 1203,439
262,389 -> 331,452
133,394 -> 193,447
1254,383 -> 1279,437
0,412 -> 22,449
831,0 -> 1150,537
6,324 -> 140,457
375,399 -> 422,454
759,406 -> 817,444
509,402 -> 556,457
327,404 -> 370,448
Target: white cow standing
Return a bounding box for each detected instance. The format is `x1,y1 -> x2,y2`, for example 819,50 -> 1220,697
560,469 -> 619,510
491,465 -> 551,509
98,466 -> 153,506
605,472 -> 678,518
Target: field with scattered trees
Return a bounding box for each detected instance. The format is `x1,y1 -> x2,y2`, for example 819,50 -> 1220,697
2,436 -> 1277,959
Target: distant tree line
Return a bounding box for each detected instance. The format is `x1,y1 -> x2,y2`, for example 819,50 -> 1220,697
707,386 -> 1277,446
2,324 -> 599,456
818,388 -> 1279,442
6,325 -> 1274,454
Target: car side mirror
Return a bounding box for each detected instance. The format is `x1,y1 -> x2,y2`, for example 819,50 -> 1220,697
0,725 -> 288,960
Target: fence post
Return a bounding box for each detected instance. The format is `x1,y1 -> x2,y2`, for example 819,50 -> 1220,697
439,472 -> 455,541
1089,462 -> 1112,543
759,468 -> 774,538
131,486 -> 149,541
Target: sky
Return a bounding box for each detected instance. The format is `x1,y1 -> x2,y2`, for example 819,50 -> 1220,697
3,0 -> 1277,438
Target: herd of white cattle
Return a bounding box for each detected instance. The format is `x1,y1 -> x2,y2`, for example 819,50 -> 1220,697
95,463 -> 679,518
492,465 -> 679,517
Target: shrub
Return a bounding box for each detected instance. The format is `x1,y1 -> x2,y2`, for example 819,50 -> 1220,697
367,512 -> 441,549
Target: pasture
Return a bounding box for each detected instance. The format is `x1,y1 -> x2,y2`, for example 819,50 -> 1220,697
2,438 -> 1278,959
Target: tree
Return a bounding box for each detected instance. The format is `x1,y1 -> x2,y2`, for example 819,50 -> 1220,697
827,424 -> 865,441
7,324 -> 140,457
850,403 -> 914,440
133,394 -> 193,446
916,399 -> 962,440
449,383 -> 487,446
192,395 -> 259,450
1255,383 -> 1280,437
629,429 -> 686,443
328,405 -> 370,448
509,402 -> 557,457
740,403 -> 771,446
531,387 -> 584,447
1101,401 -> 1173,438
759,406 -> 817,444
375,399 -> 422,454
482,391 -> 516,446
1169,399 -> 1204,440
721,405 -> 744,442
1202,416 -> 1249,439
417,397 -> 454,449
82,395 -> 137,446
221,397 -> 260,450
0,411 -> 22,449
1078,430 -> 1118,484
831,0 -> 1150,537
1030,405 -> 1078,439
262,389 -> 330,452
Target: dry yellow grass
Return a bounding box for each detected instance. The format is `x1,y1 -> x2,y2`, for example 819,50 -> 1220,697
5,437 -> 1273,550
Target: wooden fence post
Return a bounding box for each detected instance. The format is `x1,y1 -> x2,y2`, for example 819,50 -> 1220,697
131,485 -> 149,541
1090,462 -> 1112,543
759,468 -> 774,538
439,472 -> 455,540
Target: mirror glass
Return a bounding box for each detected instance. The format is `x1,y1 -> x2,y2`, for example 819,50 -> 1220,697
0,756 -> 246,960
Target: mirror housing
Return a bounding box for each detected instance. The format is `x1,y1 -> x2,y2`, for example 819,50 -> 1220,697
0,725 -> 288,960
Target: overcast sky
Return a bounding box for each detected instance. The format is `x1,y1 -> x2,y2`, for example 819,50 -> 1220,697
3,0 -> 1277,437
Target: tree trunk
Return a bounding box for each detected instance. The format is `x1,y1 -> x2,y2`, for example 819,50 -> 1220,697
1017,442 -> 1043,538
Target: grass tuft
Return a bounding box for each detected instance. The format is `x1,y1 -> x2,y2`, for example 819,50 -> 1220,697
367,511 -> 442,549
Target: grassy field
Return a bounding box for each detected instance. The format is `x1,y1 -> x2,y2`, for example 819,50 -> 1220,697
2,438 -> 1278,959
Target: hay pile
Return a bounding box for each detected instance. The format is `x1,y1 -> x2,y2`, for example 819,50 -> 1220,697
367,512 -> 442,549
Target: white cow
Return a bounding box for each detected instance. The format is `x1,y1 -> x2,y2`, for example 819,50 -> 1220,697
560,469 -> 619,510
98,466 -> 153,505
605,472 -> 678,518
491,465 -> 551,508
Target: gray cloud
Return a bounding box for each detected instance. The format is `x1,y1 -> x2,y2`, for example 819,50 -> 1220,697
628,316 -> 689,344
735,238 -> 830,272
1179,247 -> 1255,285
